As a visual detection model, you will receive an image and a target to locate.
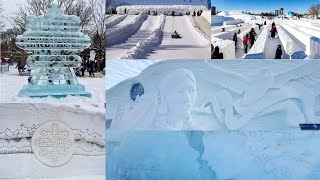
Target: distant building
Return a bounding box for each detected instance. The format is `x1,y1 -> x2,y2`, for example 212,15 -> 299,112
212,6 -> 216,15
275,8 -> 284,16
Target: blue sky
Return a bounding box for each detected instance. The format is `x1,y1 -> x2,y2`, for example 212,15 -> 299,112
212,0 -> 320,14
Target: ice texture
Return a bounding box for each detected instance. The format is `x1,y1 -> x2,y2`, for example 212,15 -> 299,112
15,4 -> 91,98
107,130 -> 320,180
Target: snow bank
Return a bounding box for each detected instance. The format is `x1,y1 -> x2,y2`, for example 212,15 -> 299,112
244,25 -> 268,59
106,13 -> 148,47
121,15 -> 166,59
106,15 -> 127,29
116,5 -> 208,15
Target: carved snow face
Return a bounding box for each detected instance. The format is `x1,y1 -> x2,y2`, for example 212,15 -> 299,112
161,69 -> 196,118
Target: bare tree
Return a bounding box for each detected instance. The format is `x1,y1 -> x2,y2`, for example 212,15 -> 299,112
12,0 -> 92,31
88,0 -> 106,54
309,3 -> 320,19
0,0 -> 5,31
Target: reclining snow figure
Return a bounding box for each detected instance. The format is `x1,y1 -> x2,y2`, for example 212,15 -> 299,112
16,4 -> 91,98
109,68 -> 197,130
106,60 -> 320,130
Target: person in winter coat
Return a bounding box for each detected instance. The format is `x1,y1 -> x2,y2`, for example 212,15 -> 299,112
233,32 -> 238,47
275,45 -> 282,59
249,28 -> 257,47
270,24 -> 277,38
243,34 -> 251,53
212,46 -> 223,59
238,29 -> 241,34
264,21 -> 267,25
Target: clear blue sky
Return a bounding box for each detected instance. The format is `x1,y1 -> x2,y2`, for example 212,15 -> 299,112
212,0 -> 320,14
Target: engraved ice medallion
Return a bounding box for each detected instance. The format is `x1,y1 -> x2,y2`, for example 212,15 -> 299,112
31,121 -> 75,166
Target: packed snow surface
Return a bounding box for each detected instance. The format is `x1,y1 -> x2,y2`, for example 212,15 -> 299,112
106,60 -> 320,130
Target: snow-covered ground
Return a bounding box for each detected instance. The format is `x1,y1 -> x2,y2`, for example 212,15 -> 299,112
0,66 -> 105,113
106,60 -> 320,130
107,130 -> 320,180
212,11 -> 320,59
0,66 -> 105,179
106,6 -> 210,59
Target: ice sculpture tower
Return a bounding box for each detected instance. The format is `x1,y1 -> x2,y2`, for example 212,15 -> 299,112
16,4 -> 91,98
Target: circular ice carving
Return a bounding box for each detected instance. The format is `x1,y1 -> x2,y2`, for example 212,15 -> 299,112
131,83 -> 144,101
31,121 -> 75,167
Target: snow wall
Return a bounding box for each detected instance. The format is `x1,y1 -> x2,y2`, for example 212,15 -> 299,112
244,25 -> 268,59
116,5 -> 208,15
211,37 -> 235,59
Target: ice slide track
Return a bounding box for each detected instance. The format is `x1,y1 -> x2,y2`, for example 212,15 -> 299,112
147,16 -> 210,59
106,16 -> 161,59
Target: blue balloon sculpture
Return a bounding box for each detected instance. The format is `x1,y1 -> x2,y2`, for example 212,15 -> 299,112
16,4 -> 91,98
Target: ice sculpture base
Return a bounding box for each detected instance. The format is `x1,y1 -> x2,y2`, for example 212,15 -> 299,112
19,84 -> 91,98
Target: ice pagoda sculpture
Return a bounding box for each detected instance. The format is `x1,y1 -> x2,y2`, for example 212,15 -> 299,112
16,4 -> 91,98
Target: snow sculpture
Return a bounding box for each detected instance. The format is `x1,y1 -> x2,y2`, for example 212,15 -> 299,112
32,121 -> 74,167
110,68 -> 197,130
16,4 -> 91,98
107,60 -> 320,130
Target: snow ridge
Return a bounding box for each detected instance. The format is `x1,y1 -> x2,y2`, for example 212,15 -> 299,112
106,15 -> 127,29
121,15 -> 166,59
106,13 -> 148,47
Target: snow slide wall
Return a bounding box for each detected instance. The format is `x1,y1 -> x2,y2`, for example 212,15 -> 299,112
106,13 -> 148,47
121,15 -> 166,59
106,15 -> 127,29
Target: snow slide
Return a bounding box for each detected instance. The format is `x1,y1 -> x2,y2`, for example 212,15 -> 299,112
106,15 -> 163,59
121,15 -> 166,59
147,16 -> 210,59
106,15 -> 127,29
106,13 -> 148,47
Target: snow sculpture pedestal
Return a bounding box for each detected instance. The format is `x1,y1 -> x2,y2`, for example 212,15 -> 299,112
16,4 -> 91,98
